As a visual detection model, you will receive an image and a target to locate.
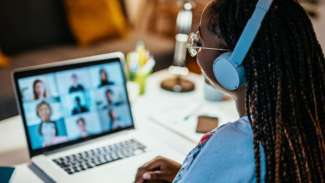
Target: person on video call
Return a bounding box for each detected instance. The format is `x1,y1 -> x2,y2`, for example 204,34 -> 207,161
98,68 -> 115,88
72,96 -> 89,115
108,109 -> 122,130
33,79 -> 48,100
37,101 -> 66,147
76,117 -> 88,137
104,89 -> 123,108
105,89 -> 114,106
69,74 -> 85,93
134,0 -> 325,182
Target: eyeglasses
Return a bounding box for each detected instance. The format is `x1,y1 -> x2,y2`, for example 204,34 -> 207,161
187,32 -> 229,57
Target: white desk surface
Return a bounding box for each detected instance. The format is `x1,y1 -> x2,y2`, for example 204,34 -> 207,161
0,70 -> 238,182
142,71 -> 239,143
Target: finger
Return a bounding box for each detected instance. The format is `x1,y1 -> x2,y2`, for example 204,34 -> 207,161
134,156 -> 165,183
143,170 -> 168,181
135,170 -> 165,183
134,162 -> 159,183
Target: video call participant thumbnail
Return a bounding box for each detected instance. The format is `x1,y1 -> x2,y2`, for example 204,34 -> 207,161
108,109 -> 123,130
33,79 -> 48,100
36,101 -> 66,147
76,117 -> 88,138
69,74 -> 85,93
103,88 -> 124,109
71,96 -> 89,115
105,89 -> 114,106
98,68 -> 115,88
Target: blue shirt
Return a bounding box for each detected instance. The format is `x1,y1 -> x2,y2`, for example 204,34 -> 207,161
173,116 -> 266,183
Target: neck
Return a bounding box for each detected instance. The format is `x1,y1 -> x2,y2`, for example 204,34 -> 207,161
235,96 -> 247,117
233,87 -> 247,117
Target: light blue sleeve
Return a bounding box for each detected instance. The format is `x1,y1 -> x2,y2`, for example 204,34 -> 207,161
177,119 -> 266,183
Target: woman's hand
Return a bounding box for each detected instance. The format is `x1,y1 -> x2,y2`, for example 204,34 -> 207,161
134,156 -> 181,183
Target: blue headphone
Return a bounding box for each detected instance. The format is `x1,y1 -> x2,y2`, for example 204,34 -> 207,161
212,0 -> 273,90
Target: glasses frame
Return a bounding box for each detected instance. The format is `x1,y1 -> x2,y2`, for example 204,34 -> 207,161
187,32 -> 230,57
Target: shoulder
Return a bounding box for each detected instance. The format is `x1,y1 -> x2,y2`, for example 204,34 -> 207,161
199,116 -> 254,163
178,117 -> 257,183
210,116 -> 253,150
216,116 -> 252,134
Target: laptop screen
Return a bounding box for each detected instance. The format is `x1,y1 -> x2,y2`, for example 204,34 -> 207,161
14,54 -> 134,156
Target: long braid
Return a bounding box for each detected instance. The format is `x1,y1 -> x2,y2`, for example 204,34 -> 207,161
280,13 -> 312,181
208,0 -> 325,182
287,3 -> 325,181
265,12 -> 283,181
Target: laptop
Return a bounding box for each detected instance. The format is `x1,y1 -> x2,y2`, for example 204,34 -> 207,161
12,52 -> 183,182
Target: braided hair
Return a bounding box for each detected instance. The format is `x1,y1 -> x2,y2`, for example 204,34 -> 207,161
207,0 -> 325,182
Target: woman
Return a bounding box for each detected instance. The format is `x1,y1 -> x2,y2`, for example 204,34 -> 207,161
135,0 -> 325,182
105,89 -> 114,106
33,79 -> 47,100
98,68 -> 115,88
37,101 -> 66,147
76,117 -> 88,137
108,109 -> 122,130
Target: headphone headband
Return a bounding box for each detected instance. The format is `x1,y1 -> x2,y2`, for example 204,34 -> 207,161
230,0 -> 273,66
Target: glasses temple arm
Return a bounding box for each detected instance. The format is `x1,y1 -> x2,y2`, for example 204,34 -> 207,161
188,46 -> 229,51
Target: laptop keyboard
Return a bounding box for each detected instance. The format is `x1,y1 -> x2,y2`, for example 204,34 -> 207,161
53,139 -> 146,175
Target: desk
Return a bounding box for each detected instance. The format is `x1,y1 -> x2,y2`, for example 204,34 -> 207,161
0,107 -> 197,182
0,70 -> 238,182
141,70 -> 239,143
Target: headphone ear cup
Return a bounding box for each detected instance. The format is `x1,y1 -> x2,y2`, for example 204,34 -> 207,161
213,52 -> 246,90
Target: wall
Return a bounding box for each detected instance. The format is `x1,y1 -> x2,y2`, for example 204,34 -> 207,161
311,2 -> 325,50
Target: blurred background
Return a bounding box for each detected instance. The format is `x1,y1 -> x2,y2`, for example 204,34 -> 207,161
0,0 -> 324,120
